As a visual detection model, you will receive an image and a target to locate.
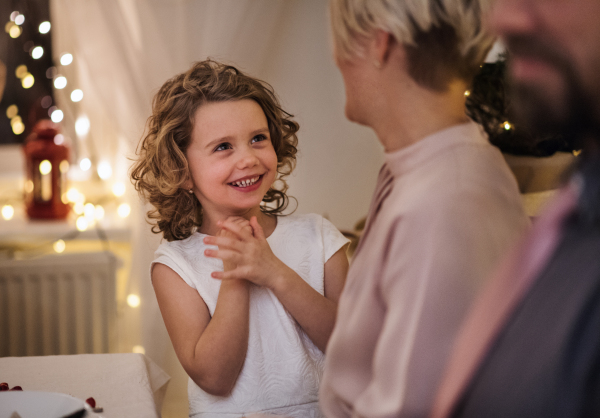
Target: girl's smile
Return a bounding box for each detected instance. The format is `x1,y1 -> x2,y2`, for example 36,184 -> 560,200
185,99 -> 278,232
228,174 -> 264,191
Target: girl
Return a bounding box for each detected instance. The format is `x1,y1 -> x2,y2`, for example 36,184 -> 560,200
130,60 -> 349,418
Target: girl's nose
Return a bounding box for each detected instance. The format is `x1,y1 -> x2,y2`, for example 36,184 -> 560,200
236,148 -> 260,169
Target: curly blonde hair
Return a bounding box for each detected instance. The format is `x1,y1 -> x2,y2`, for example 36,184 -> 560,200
130,60 -> 299,241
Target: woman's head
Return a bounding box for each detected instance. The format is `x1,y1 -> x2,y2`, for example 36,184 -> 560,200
329,0 -> 495,91
131,60 -> 298,241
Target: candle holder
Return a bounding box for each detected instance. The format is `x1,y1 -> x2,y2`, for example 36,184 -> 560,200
23,119 -> 71,220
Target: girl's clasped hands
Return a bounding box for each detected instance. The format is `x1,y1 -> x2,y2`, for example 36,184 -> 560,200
204,216 -> 291,291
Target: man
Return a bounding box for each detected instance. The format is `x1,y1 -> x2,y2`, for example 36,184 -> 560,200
431,0 -> 600,417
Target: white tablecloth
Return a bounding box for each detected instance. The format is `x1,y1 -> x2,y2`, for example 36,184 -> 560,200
0,353 -> 170,418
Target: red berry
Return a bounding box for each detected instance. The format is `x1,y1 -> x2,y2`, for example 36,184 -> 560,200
85,397 -> 96,408
0,383 -> 8,391
10,386 -> 23,391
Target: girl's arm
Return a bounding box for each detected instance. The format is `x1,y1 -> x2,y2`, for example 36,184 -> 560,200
152,248 -> 249,396
203,216 -> 349,352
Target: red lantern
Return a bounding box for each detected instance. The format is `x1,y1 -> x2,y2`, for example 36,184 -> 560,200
23,120 -> 71,220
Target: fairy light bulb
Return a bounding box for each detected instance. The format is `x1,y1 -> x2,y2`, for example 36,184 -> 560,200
2,205 -> 14,220
127,294 -> 141,307
53,240 -> 66,253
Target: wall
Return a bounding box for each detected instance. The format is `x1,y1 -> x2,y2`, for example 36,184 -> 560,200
259,1 -> 383,230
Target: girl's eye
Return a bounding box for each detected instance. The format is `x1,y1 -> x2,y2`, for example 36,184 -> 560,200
214,143 -> 232,152
251,134 -> 268,144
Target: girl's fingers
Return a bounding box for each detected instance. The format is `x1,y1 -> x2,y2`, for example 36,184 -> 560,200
211,270 -> 237,281
220,218 -> 254,240
211,269 -> 250,282
250,216 -> 266,240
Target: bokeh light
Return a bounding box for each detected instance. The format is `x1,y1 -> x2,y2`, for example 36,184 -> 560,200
75,115 -> 90,137
132,345 -> 145,355
79,158 -> 91,171
71,89 -> 83,102
127,294 -> 141,308
1,205 -> 15,220
53,240 -> 66,253
54,76 -> 67,89
6,105 -> 18,119
15,65 -> 27,79
9,25 -> 21,38
22,74 -> 34,89
31,46 -> 44,59
112,182 -> 126,197
11,121 -> 24,135
60,53 -> 73,65
39,160 -> 52,175
51,109 -> 64,123
118,203 -> 131,218
97,162 -> 112,180
95,205 -> 105,220
39,21 -> 51,34
76,216 -> 88,231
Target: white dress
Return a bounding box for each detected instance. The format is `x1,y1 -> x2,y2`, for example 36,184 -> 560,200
152,213 -> 349,417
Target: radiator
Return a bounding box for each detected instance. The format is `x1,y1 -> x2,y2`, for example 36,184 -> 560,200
0,251 -> 118,357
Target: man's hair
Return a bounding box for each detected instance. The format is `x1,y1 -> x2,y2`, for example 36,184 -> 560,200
130,59 -> 299,241
329,0 -> 495,91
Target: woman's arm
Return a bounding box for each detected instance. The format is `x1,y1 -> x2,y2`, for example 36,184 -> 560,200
204,216 -> 349,352
152,262 -> 249,396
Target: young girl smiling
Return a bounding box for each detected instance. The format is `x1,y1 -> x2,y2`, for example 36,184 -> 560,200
131,60 -> 349,417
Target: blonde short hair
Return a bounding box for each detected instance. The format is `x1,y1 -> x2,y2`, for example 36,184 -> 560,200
330,0 -> 495,90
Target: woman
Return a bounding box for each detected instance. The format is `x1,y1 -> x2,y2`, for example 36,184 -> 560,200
320,0 -> 530,417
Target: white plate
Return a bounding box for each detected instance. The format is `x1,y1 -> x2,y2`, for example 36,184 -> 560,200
0,391 -> 95,418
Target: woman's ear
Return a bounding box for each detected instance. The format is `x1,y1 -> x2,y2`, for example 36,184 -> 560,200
371,29 -> 394,67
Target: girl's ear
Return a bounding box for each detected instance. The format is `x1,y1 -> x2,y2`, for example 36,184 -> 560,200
182,177 -> 194,192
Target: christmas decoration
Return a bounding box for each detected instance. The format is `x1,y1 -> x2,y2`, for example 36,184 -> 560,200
466,56 -> 576,157
23,119 -> 70,219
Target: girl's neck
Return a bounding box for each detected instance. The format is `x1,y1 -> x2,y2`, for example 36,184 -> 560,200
199,207 -> 277,237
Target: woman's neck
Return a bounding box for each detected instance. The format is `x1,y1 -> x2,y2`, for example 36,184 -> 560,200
365,45 -> 469,152
199,207 -> 277,237
371,73 -> 470,153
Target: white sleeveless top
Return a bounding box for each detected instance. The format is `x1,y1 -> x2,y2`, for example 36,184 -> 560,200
152,213 -> 349,417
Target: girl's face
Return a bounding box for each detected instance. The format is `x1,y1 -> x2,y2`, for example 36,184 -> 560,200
186,99 -> 278,221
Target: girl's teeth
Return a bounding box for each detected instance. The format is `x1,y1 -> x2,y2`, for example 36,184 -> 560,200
233,176 -> 259,187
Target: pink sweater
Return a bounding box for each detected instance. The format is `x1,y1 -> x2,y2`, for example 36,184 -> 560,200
320,122 -> 529,418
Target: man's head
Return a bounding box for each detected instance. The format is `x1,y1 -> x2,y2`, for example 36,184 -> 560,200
490,0 -> 600,144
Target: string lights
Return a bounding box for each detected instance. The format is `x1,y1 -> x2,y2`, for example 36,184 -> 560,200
1,5 -> 132,259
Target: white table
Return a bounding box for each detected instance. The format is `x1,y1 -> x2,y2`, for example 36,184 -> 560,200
0,353 -> 170,418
